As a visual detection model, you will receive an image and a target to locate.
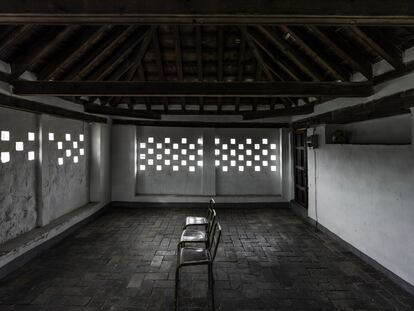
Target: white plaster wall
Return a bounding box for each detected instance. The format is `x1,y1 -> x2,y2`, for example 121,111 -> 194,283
0,107 -> 37,244
307,120 -> 414,286
112,124 -> 291,203
40,116 -> 90,225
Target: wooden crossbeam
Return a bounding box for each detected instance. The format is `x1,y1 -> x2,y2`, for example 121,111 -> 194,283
84,103 -> 161,120
1,1 -> 414,25
243,105 -> 314,120
13,81 -> 373,97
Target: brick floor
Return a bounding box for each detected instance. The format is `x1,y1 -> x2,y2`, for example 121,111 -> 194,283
0,207 -> 413,310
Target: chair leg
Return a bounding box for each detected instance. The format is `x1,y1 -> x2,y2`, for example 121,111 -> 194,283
174,266 -> 180,311
208,263 -> 215,311
211,262 -> 215,284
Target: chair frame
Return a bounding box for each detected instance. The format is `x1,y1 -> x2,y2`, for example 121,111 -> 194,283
174,222 -> 222,311
183,198 -> 216,230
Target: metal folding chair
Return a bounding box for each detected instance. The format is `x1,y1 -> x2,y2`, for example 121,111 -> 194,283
184,198 -> 215,230
174,222 -> 222,311
177,210 -> 217,261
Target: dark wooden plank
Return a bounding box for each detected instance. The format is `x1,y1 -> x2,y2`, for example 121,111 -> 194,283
307,26 -> 372,79
1,1 -> 414,25
0,93 -> 106,123
85,103 -> 161,119
13,81 -> 373,97
280,26 -> 348,81
0,25 -> 35,57
294,89 -> 414,127
257,26 -> 322,81
113,118 -> 289,128
349,26 -> 404,70
243,105 -> 314,120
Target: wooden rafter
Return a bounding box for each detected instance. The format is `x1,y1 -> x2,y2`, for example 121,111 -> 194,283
0,25 -> 35,57
243,104 -> 314,120
173,25 -> 185,109
195,26 -> 203,111
152,26 -> 168,111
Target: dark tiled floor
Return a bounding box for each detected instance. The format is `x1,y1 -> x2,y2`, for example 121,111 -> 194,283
0,207 -> 413,311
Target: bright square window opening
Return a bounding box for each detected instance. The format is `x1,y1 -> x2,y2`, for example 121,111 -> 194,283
48,133 -> 54,141
15,142 -> 24,151
28,151 -> 35,161
65,133 -> 71,141
1,131 -> 10,141
1,152 -> 10,163
28,132 -> 35,141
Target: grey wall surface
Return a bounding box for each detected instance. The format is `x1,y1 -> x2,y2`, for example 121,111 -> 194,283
112,124 -> 292,203
306,115 -> 414,286
0,107 -> 38,244
40,115 -> 89,225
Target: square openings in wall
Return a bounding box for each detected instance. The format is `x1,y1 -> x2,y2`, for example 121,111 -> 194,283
138,136 -> 203,173
216,137 -> 278,173
1,130 -> 37,165
52,131 -> 86,166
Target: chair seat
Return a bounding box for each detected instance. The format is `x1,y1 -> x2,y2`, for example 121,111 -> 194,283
180,247 -> 209,264
180,229 -> 207,243
185,216 -> 208,226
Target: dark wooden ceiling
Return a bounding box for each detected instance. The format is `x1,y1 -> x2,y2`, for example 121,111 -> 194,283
1,24 -> 414,119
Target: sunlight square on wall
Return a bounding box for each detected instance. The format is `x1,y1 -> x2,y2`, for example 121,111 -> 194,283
140,154 -> 146,160
148,148 -> 154,154
165,159 -> 171,165
270,144 -> 276,150
181,160 -> 187,166
73,141 -> 78,149
15,142 -> 24,151
271,166 -> 277,172
156,165 -> 162,171
148,137 -> 154,143
156,154 -> 162,160
28,151 -> 35,161
246,138 -> 252,144
165,148 -> 171,155
215,160 -> 220,167
57,142 -> 63,150
189,166 -> 195,172
246,149 -> 252,156
263,160 -> 268,166
254,144 -> 260,150
65,133 -> 71,141
1,131 -> 10,141
165,137 -> 171,143
189,155 -> 195,161
230,138 -> 236,144
189,144 -> 195,150
238,144 -> 244,150
230,149 -> 236,156
197,160 -> 203,167
238,166 -> 244,172
238,155 -> 244,161
80,148 -> 85,156
181,138 -> 187,144
215,149 -> 220,156
173,154 -> 179,160
230,160 -> 236,167
246,160 -> 252,167
254,155 -> 260,161
198,138 -> 203,145
262,138 -> 268,144
173,165 -> 179,171
79,134 -> 84,142
215,138 -> 220,145
73,156 -> 79,163
222,154 -> 228,161
255,166 -> 261,172
173,143 -> 179,149
58,157 -> 63,166
66,149 -> 71,157
1,152 -> 10,163
140,142 -> 146,148
222,166 -> 228,172
181,149 -> 187,155
148,159 -> 154,165
262,149 -> 268,156
197,150 -> 203,156
28,132 -> 35,141
271,155 -> 276,161
139,165 -> 146,171
222,144 -> 228,150
156,143 -> 162,149
48,133 -> 54,141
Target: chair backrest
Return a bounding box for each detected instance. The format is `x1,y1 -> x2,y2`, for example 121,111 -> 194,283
206,209 -> 217,237
206,198 -> 216,221
208,222 -> 222,261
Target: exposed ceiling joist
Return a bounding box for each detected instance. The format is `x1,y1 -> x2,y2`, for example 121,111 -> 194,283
1,1 -> 414,25
243,105 -> 314,120
13,81 -> 373,97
